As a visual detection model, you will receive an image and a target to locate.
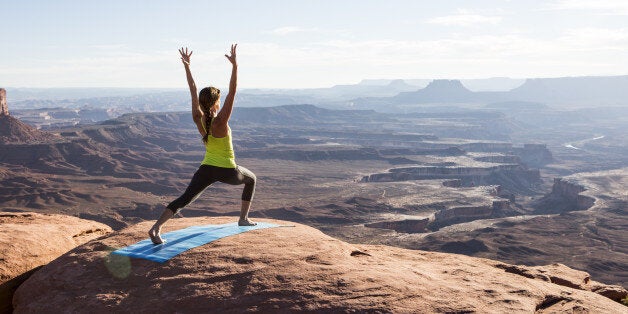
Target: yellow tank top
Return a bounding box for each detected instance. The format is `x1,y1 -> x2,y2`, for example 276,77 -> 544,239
201,119 -> 237,168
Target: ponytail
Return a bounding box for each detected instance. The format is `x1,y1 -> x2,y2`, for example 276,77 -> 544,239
202,110 -> 213,143
198,86 -> 221,143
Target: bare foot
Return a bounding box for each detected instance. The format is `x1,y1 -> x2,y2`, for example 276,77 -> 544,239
238,218 -> 257,226
148,228 -> 164,244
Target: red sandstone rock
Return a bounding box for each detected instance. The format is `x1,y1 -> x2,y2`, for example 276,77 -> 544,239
12,217 -> 626,313
496,263 -> 628,303
591,281 -> 628,302
0,212 -> 112,314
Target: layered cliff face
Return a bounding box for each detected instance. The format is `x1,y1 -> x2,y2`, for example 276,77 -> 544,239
361,165 -> 541,194
425,198 -> 519,230
513,144 -> 554,168
365,218 -> 430,233
364,199 -> 519,233
533,178 -> 595,214
12,217 -> 627,313
432,202 -> 495,228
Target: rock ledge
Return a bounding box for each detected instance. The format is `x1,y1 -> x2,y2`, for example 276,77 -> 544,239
13,217 -> 627,313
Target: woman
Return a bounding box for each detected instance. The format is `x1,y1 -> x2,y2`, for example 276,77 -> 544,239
148,44 -> 257,245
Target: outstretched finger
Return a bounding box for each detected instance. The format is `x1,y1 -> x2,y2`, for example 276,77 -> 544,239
189,50 -> 193,57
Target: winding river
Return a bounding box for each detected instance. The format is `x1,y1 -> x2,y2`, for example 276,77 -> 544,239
564,135 -> 605,150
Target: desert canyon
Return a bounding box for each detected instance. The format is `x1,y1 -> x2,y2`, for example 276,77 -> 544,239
1,78 -> 627,312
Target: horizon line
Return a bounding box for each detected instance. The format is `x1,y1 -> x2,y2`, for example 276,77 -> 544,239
3,73 -> 628,90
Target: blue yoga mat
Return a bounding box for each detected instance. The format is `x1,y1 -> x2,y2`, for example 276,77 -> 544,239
112,222 -> 288,263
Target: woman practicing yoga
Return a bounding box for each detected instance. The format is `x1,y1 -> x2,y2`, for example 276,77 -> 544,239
148,44 -> 257,244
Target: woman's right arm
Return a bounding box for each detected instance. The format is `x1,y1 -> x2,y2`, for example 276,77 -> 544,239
214,44 -> 238,130
179,47 -> 206,137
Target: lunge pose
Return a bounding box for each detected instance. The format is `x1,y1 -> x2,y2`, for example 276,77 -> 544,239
149,44 -> 256,244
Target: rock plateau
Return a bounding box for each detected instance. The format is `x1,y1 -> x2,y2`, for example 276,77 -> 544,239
12,217 -> 626,313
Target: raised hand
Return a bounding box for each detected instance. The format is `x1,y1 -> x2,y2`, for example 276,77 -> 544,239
179,47 -> 193,66
225,44 -> 237,66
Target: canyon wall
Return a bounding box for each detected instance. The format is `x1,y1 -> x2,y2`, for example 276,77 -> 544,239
513,144 -> 554,167
433,205 -> 493,226
430,199 -> 517,230
551,178 -> 595,210
361,165 -> 536,182
361,164 -> 541,195
533,178 -> 595,214
460,142 -> 513,152
365,218 -> 430,233
366,198 -> 518,233
473,155 -> 521,164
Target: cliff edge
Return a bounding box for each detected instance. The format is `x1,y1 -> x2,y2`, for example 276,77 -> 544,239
0,212 -> 112,314
13,217 -> 627,313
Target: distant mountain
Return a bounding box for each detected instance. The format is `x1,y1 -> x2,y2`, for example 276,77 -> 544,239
235,94 -> 321,108
10,91 -> 190,111
459,77 -> 525,92
393,80 -> 476,103
352,75 -> 628,109
360,78 -> 525,92
7,75 -> 628,113
323,79 -> 420,99
241,79 -> 421,102
5,88 -> 173,101
387,79 -> 418,90
358,79 -> 429,86
508,76 -> 628,105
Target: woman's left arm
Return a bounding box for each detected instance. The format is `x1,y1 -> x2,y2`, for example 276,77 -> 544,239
179,47 -> 206,137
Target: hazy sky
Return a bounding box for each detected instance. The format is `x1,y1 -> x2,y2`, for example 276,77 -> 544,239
1,0 -> 627,88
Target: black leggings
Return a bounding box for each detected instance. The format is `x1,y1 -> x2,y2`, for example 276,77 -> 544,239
166,164 -> 256,214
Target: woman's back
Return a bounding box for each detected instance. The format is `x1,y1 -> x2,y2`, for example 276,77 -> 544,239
202,126 -> 236,168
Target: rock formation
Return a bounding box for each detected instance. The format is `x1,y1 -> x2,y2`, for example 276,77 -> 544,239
365,218 -> 430,233
361,165 -> 541,191
0,212 -> 112,314
513,144 -> 554,168
394,79 -> 477,103
0,88 -> 7,116
428,199 -> 519,230
508,75 -> 628,104
432,204 -> 492,227
12,217 -> 626,313
533,178 -> 596,214
358,75 -> 628,106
